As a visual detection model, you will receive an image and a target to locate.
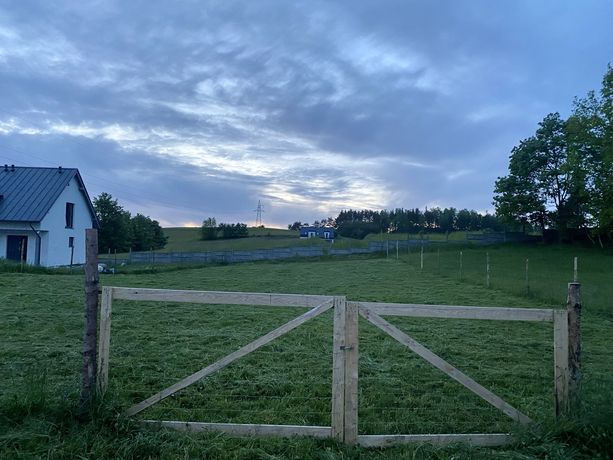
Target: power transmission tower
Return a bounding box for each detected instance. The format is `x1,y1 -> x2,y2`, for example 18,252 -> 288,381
254,200 -> 264,227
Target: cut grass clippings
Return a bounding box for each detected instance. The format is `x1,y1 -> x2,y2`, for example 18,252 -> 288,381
1,246 -> 612,458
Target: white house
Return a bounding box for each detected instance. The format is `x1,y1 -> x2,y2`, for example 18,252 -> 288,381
0,165 -> 99,267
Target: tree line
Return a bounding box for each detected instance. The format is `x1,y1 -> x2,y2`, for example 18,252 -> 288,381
334,208 -> 501,240
93,192 -> 167,253
494,65 -> 613,244
201,217 -> 249,240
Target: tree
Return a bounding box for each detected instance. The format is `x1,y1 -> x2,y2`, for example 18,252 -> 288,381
288,221 -> 302,231
456,209 -> 472,231
218,223 -> 249,239
568,65 -> 613,241
130,214 -> 167,251
493,115 -> 579,235
93,192 -> 132,252
201,217 -> 218,240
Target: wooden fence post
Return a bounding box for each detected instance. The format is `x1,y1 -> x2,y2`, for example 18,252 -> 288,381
486,252 -> 490,288
459,251 -> 463,280
344,301 -> 359,444
567,283 -> 582,411
553,309 -> 569,417
525,258 -> 530,294
81,228 -> 99,410
331,296 -> 346,440
331,297 -> 358,444
573,257 -> 578,282
97,287 -> 113,395
420,246 -> 424,270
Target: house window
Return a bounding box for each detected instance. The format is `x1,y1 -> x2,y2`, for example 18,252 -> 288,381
68,237 -> 74,248
65,202 -> 74,228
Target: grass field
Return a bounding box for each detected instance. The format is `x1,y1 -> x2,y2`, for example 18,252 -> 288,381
1,244 -> 612,458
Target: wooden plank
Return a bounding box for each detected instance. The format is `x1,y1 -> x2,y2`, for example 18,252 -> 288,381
359,302 -> 553,322
344,301 -> 359,444
331,296 -> 346,440
112,287 -> 331,308
125,299 -> 334,416
567,283 -> 582,411
359,307 -> 532,425
142,420 -> 331,438
358,433 -> 512,447
96,286 -> 113,395
81,228 -> 99,409
553,309 -> 569,417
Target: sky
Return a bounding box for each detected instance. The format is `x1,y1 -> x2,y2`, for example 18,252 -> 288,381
0,1 -> 611,228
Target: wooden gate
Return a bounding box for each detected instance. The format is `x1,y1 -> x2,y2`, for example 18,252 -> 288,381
97,286 -> 577,446
334,300 -> 571,447
97,287 -> 337,438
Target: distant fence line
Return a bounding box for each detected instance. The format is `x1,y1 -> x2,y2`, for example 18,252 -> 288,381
110,240 -> 422,266
103,232 -> 530,267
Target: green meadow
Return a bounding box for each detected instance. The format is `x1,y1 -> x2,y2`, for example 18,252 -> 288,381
1,243 -> 612,459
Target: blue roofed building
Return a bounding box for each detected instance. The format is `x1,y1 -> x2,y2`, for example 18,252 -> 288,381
0,165 -> 98,266
299,226 -> 335,241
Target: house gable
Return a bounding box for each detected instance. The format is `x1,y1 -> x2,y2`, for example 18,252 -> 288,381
0,166 -> 98,266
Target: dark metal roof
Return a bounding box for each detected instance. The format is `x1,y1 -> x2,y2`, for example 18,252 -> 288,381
0,166 -> 98,225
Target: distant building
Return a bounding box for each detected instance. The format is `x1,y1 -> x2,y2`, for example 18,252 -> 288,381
0,165 -> 99,266
299,226 -> 335,241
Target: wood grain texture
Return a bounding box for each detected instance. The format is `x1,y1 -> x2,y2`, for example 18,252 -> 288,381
81,229 -> 99,408
143,420 -> 331,438
96,286 -> 113,394
567,283 -> 582,411
344,301 -> 359,444
111,287 -> 332,307
331,296 -> 346,440
358,302 -> 553,322
553,309 -> 569,417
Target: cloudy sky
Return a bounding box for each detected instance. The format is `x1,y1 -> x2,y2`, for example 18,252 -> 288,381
0,1 -> 611,227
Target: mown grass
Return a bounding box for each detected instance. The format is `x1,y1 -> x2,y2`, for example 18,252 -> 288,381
1,247 -> 612,458
99,227 -> 365,258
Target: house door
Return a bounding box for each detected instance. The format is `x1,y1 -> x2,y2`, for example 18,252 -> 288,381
6,235 -> 28,263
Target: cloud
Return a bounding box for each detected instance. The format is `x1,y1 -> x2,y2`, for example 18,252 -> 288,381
0,0 -> 611,227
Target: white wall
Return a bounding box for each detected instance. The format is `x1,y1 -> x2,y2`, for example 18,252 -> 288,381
39,176 -> 95,266
0,226 -> 39,265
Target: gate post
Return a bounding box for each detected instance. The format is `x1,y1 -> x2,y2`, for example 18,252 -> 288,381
331,296 -> 346,440
331,296 -> 358,444
554,282 -> 582,418
344,301 -> 359,444
567,283 -> 582,412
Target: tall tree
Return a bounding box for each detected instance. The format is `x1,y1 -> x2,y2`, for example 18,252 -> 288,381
201,217 -> 218,240
568,65 -> 613,240
493,115 -> 578,234
130,214 -> 167,251
93,193 -> 132,252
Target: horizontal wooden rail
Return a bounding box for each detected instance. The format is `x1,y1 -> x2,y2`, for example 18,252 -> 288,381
111,287 -> 333,308
357,301 -> 554,322
143,420 -> 331,438
357,433 -> 512,447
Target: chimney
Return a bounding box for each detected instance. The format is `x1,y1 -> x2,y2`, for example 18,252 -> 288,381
10,164 -> 14,172
58,166 -> 63,174
3,164 -> 7,172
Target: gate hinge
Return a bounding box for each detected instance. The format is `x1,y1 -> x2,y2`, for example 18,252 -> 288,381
340,345 -> 353,351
